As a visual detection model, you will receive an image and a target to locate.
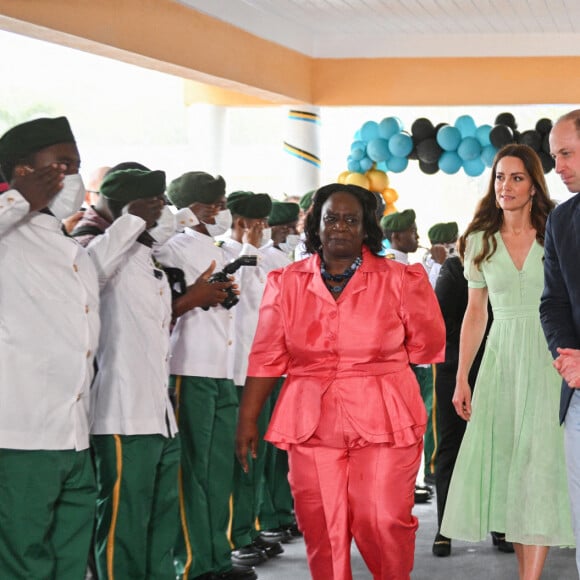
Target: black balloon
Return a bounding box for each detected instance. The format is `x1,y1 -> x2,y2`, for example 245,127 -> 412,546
539,151 -> 555,173
416,138 -> 443,164
495,112 -> 517,130
419,160 -> 439,174
411,118 -> 436,141
542,133 -> 551,155
536,118 -> 553,135
490,125 -> 514,149
435,122 -> 448,133
519,130 -> 542,151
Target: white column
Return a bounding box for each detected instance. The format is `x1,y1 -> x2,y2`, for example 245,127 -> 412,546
185,104 -> 226,175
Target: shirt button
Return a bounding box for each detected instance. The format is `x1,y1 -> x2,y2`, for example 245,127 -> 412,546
160,289 -> 163,295
86,350 -> 92,358
85,305 -> 89,314
330,312 -> 337,319
73,264 -> 79,272
76,394 -> 81,401
7,196 -> 14,202
228,340 -> 233,346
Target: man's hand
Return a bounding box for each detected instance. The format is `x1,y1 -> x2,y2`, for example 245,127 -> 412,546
126,198 -> 164,229
554,347 -> 580,388
430,244 -> 447,265
242,221 -> 264,248
11,163 -> 65,212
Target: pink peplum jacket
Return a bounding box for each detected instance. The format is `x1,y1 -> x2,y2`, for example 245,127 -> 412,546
247,246 -> 446,449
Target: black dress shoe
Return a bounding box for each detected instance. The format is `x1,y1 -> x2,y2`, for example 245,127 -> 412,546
432,532 -> 451,557
285,522 -> 303,539
414,486 -> 431,504
415,484 -> 433,496
216,564 -> 257,580
253,535 -> 284,558
231,544 -> 267,567
192,574 -> 218,580
259,527 -> 291,543
491,531 -> 515,553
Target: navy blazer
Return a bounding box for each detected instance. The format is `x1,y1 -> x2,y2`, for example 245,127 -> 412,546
540,192 -> 580,423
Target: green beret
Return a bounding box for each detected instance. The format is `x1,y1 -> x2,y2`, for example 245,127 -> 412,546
100,169 -> 166,204
380,209 -> 416,232
428,222 -> 459,244
167,172 -> 225,208
227,191 -> 272,219
0,116 -> 75,166
299,190 -> 315,211
268,201 -> 300,226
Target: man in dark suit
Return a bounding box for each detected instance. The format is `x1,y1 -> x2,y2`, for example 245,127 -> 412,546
540,109 -> 580,575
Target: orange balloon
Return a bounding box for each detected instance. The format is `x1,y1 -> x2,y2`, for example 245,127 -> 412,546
366,169 -> 389,192
383,203 -> 397,216
382,187 -> 399,204
345,172 -> 370,189
337,170 -> 349,184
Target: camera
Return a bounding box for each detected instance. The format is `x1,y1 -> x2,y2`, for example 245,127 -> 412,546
205,255 -> 258,310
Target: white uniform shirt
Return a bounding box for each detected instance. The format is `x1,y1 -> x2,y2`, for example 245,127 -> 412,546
0,189 -> 100,451
154,228 -> 236,379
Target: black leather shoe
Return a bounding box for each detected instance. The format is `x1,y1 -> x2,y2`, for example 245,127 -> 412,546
416,483 -> 433,496
414,486 -> 431,504
259,527 -> 291,543
231,544 -> 267,567
217,564 -> 257,580
491,531 -> 515,553
253,536 -> 284,558
432,532 -> 451,557
285,522 -> 303,539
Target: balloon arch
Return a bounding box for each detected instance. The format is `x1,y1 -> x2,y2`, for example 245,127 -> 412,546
339,113 -> 555,215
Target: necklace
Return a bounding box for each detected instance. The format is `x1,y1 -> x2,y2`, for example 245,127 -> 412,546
320,256 -> 362,293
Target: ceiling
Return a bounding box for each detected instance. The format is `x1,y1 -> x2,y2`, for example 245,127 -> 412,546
180,0 -> 580,58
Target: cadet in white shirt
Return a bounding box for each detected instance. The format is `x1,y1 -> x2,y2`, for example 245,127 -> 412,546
0,117 -> 131,579
89,168 -> 183,580
155,172 -> 256,580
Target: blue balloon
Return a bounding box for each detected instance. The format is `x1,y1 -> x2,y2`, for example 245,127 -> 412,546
455,115 -> 477,138
475,124 -> 492,147
351,140 -> 366,152
360,121 -> 380,141
347,158 -> 361,173
378,117 -> 403,140
386,156 -> 409,173
351,147 -> 365,161
457,137 -> 482,161
436,125 -> 461,151
353,129 -> 361,140
366,138 -> 391,162
438,151 -> 462,174
359,157 -> 374,172
481,145 -> 497,167
376,161 -> 388,171
463,158 -> 485,177
388,133 -> 413,158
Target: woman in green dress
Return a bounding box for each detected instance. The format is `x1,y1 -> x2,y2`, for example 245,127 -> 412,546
441,144 -> 574,580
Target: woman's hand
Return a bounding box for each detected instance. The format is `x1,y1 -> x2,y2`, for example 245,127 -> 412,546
235,417 -> 259,474
452,377 -> 472,421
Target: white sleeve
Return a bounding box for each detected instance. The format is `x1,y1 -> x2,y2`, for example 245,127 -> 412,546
0,189 -> 30,236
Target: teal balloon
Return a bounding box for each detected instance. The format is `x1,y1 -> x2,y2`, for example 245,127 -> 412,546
351,147 -> 365,161
463,158 -> 485,177
353,130 -> 361,140
367,138 -> 391,162
359,157 -> 374,172
455,115 -> 477,138
351,140 -> 366,152
457,137 -> 482,161
481,144 -> 497,167
376,161 -> 388,171
347,158 -> 361,173
360,121 -> 380,141
388,133 -> 413,158
387,156 -> 409,173
438,151 -> 462,174
436,125 -> 461,151
379,117 -> 403,140
476,124 -> 492,147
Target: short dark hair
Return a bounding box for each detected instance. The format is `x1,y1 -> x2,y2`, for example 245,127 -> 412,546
304,183 -> 383,256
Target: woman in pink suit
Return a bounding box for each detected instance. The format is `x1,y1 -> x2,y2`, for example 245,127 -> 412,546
236,183 -> 445,580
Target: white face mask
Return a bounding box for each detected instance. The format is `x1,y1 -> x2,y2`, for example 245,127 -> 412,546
48,174 -> 85,221
174,207 -> 199,231
149,206 -> 176,245
279,233 -> 300,254
203,208 -> 232,238
260,227 -> 272,247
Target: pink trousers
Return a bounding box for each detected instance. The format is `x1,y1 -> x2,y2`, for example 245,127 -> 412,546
286,388 -> 422,580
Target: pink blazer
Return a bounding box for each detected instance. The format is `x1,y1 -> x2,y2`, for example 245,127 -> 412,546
247,246 -> 446,449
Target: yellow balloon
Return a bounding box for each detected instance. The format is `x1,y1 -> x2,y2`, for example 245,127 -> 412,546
345,172 -> 370,189
366,169 -> 389,192
382,187 -> 399,204
384,203 -> 397,216
337,170 -> 350,184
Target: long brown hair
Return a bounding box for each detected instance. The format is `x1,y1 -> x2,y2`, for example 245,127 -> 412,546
459,144 -> 555,268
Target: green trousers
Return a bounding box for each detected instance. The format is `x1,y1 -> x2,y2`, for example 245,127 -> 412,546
259,379 -> 295,531
413,365 -> 438,479
230,385 -> 271,548
0,448 -> 96,580
92,433 -> 181,580
171,375 -> 238,579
